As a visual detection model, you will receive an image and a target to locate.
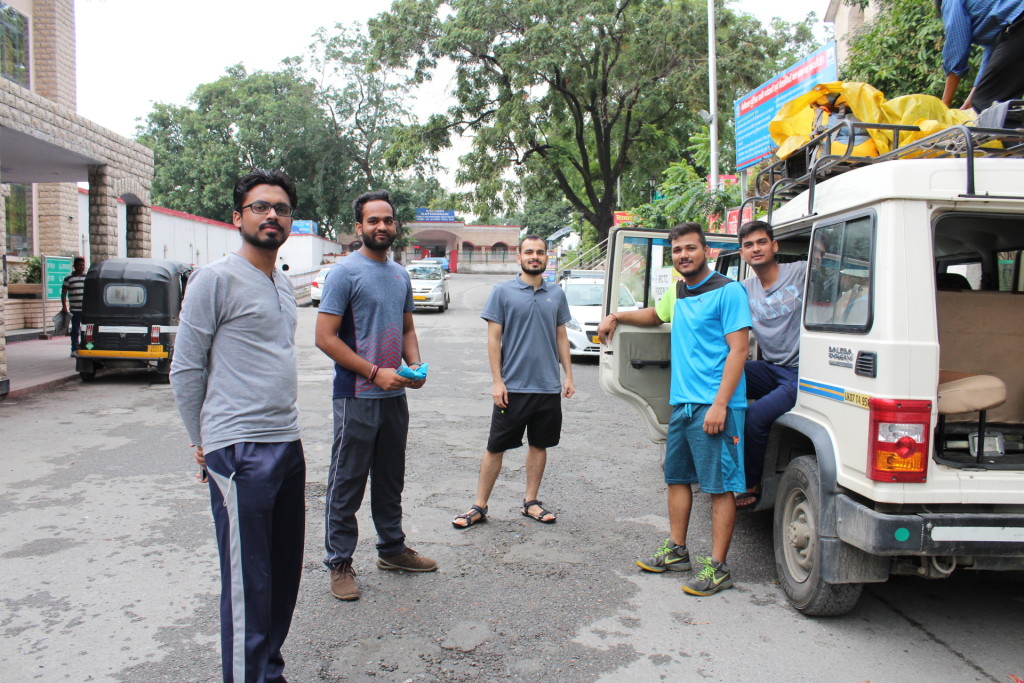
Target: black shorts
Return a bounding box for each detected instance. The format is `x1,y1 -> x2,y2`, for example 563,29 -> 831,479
487,392 -> 562,453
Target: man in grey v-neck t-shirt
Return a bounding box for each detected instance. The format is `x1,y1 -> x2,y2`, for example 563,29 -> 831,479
737,221 -> 805,507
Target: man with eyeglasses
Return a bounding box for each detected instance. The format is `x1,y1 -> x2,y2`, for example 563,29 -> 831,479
315,190 -> 435,602
171,169 -> 304,683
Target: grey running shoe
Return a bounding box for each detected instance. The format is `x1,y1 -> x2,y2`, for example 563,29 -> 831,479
377,547 -> 438,572
330,561 -> 359,601
636,538 -> 691,573
682,557 -> 733,596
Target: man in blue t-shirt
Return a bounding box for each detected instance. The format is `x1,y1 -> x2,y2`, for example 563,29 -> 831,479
598,223 -> 751,596
939,0 -> 1024,112
315,190 -> 436,602
451,235 -> 575,530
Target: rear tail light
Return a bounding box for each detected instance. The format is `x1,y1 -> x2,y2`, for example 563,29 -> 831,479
312,280 -> 320,289
84,324 -> 94,342
867,398 -> 932,482
150,325 -> 161,344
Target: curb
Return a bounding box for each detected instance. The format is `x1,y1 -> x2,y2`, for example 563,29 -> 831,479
3,373 -> 79,400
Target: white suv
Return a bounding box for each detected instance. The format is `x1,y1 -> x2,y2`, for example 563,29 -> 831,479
600,124 -> 1024,616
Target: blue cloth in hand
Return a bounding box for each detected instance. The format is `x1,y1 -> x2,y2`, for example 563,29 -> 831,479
397,362 -> 429,381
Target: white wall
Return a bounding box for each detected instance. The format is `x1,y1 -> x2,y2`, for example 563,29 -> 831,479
77,192 -> 343,277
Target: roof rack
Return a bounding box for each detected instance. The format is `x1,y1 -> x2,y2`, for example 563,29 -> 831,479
741,115 -> 1024,225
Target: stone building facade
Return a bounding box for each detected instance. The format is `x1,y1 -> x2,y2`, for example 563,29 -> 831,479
0,0 -> 154,395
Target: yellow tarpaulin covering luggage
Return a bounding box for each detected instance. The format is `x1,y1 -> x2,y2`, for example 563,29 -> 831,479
769,82 -> 978,160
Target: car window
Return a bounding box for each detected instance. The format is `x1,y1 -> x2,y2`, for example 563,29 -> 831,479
805,215 -> 874,331
564,282 -> 603,306
407,267 -> 442,280
617,284 -> 637,308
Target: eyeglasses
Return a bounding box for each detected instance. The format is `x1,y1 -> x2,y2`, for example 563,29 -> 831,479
241,201 -> 294,217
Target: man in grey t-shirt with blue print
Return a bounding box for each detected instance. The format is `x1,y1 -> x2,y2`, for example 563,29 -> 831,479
315,190 -> 435,603
737,220 -> 805,508
451,235 -> 575,530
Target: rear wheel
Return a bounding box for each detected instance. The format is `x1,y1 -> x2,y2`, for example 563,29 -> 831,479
774,456 -> 863,616
312,299 -> 319,308
79,370 -> 96,382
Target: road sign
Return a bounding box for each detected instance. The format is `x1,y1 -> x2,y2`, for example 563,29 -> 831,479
734,42 -> 838,171
45,256 -> 72,300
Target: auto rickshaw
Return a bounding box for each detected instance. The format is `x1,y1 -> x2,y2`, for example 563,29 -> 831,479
75,258 -> 192,382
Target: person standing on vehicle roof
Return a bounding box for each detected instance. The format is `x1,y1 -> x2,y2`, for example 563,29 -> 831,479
735,221 -> 805,509
170,169 -> 305,683
938,0 -> 1024,112
451,234 -> 575,530
61,256 -> 86,357
315,190 -> 435,603
597,223 -> 751,597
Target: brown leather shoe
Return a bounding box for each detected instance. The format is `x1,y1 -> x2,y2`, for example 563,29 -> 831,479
376,547 -> 438,572
330,561 -> 359,600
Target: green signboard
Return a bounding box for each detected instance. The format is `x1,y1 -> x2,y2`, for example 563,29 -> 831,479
45,256 -> 72,300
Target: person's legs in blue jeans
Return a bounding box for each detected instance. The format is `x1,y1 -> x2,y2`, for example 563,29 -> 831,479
70,311 -> 82,353
742,361 -> 798,498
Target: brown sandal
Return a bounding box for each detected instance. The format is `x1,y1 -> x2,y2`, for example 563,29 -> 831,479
522,499 -> 556,524
452,505 -> 488,529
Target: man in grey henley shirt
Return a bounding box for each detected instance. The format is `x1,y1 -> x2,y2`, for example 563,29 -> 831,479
171,169 -> 304,683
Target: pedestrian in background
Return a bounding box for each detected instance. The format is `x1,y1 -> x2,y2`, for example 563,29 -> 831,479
171,169 -> 305,683
61,256 -> 86,356
452,234 -> 575,530
315,190 -> 435,603
598,223 -> 750,597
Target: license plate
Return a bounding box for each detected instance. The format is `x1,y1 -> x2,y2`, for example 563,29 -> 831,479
590,335 -> 600,344
413,295 -> 427,301
148,344 -> 164,352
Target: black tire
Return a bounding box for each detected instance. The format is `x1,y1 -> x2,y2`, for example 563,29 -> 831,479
312,299 -> 320,308
774,456 -> 863,616
80,370 -> 96,383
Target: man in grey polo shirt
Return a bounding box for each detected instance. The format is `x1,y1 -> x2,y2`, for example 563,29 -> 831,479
452,235 -> 575,529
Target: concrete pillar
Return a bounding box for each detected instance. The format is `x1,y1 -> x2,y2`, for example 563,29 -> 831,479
126,204 -> 152,258
1,183 -> 9,395
30,0 -> 77,109
88,166 -> 118,263
35,183 -> 80,257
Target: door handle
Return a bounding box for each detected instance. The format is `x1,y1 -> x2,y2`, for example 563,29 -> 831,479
630,359 -> 670,369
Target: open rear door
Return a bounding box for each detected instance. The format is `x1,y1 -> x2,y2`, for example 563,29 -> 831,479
598,227 -> 737,443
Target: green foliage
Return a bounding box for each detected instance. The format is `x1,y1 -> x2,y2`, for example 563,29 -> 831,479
841,0 -> 978,102
15,255 -> 42,284
632,161 -> 741,232
370,0 -> 817,243
137,24 -> 439,240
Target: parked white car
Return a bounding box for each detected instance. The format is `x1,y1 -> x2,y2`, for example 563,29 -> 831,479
560,276 -> 638,357
407,263 -> 450,312
310,266 -> 332,307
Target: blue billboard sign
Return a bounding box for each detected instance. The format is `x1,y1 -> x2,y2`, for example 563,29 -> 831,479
733,42 -> 838,171
414,208 -> 457,222
291,220 -> 317,235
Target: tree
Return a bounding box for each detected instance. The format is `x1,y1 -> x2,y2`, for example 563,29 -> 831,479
137,65 -> 350,233
841,0 -> 980,103
370,0 -> 816,243
138,24 -> 440,239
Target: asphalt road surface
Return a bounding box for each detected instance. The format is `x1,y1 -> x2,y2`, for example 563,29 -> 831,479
2,273 -> 1022,682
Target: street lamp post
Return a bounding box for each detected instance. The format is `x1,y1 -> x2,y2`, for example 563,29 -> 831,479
707,0 -> 719,191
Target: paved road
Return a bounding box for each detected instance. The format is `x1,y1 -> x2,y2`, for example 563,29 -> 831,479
1,273 -> 1022,682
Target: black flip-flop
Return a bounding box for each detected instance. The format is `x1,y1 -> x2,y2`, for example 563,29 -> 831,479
735,492 -> 760,509
452,505 -> 488,529
522,499 -> 557,524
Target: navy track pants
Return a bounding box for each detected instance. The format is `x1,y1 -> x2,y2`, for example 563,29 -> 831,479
206,440 -> 305,683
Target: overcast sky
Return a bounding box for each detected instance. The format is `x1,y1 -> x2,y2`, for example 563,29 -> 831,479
75,0 -> 829,140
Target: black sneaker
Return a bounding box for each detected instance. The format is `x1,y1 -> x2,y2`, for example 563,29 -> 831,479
682,557 -> 733,596
636,538 -> 691,573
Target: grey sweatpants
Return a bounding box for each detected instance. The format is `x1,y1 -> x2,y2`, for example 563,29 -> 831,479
324,395 -> 409,567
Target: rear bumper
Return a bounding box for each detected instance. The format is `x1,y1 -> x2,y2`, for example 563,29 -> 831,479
77,349 -> 168,359
835,493 -> 1024,556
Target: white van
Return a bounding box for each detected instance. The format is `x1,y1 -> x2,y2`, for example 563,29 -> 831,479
600,123 -> 1024,616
